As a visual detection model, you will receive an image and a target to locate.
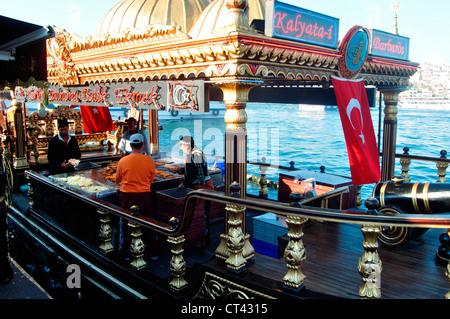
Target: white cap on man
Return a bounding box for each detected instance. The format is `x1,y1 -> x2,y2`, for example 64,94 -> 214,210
130,133 -> 144,144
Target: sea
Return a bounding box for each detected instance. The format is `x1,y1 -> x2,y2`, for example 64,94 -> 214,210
110,102 -> 450,204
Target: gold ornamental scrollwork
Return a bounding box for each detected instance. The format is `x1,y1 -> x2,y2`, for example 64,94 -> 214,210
237,64 -> 268,77
206,64 -> 237,77
47,29 -> 79,86
195,272 -> 276,299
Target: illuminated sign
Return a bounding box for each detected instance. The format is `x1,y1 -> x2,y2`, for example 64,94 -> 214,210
370,29 -> 409,61
265,0 -> 339,48
23,80 -> 209,112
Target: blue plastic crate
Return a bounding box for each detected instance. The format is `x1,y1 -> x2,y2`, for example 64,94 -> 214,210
253,213 -> 288,245
253,238 -> 278,258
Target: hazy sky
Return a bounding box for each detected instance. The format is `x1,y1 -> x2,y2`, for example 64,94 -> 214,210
2,0 -> 449,64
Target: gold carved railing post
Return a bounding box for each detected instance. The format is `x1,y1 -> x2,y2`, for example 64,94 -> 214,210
98,209 -> 114,254
213,78 -> 260,262
259,157 -> 269,199
445,262 -> 450,299
224,182 -> 247,274
26,174 -> 34,210
128,206 -> 147,271
436,149 -> 448,183
399,146 -> 411,182
283,192 -> 307,292
2,137 -> 13,206
358,198 -> 382,299
168,217 -> 188,292
148,109 -> 160,157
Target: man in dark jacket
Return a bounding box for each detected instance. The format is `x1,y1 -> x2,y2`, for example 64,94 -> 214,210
175,136 -> 214,190
47,118 -> 81,175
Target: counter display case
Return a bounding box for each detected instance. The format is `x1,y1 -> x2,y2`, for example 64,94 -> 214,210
278,169 -> 357,209
49,168 -> 118,199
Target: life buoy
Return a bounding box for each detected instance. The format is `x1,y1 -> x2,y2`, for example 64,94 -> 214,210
212,109 -> 219,116
171,110 -> 179,117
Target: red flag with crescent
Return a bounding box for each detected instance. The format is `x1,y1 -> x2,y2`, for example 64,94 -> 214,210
79,105 -> 114,133
332,76 -> 380,185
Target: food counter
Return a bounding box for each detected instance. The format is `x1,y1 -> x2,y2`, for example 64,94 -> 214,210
49,168 -> 119,200
28,157 -> 223,251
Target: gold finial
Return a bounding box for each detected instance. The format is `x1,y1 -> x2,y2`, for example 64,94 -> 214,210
390,0 -> 401,35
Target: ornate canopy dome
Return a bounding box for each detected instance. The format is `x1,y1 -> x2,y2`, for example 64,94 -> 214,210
189,0 -> 265,39
95,0 -> 212,35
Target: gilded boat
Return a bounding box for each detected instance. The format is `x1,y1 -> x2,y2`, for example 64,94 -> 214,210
2,0 -> 450,301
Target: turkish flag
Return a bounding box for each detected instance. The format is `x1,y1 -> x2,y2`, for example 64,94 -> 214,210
79,105 -> 115,133
331,76 -> 380,185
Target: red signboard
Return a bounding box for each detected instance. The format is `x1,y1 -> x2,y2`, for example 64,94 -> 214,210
22,81 -> 209,112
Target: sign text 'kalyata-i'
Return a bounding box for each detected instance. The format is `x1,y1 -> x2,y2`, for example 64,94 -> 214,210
265,0 -> 339,48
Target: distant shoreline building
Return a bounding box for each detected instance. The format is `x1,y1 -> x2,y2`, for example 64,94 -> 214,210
401,61 -> 450,100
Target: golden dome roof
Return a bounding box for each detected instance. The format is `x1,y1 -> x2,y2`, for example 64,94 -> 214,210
189,0 -> 265,39
95,0 -> 212,35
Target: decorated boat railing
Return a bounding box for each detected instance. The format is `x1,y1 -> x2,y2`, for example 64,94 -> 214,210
244,148 -> 450,207
396,147 -> 449,183
21,170 -> 450,299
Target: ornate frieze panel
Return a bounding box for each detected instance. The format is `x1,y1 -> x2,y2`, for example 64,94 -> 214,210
47,23 -> 417,88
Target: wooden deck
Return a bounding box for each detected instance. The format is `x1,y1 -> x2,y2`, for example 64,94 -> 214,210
239,214 -> 450,299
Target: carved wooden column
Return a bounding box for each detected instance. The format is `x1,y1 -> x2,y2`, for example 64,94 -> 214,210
213,79 -> 260,262
378,87 -> 407,181
11,99 -> 29,170
148,109 -> 160,157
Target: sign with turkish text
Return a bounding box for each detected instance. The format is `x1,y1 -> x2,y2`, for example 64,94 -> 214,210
23,80 -> 209,112
332,76 -> 380,185
370,29 -> 409,61
265,0 -> 339,48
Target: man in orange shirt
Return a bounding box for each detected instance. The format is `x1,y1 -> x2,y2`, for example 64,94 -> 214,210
116,133 -> 158,259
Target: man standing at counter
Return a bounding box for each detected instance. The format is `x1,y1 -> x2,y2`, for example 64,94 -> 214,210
117,117 -> 150,156
115,133 -> 158,259
175,136 -> 214,190
47,118 -> 81,175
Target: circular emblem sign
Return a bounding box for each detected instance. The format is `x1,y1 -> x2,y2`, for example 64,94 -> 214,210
338,26 -> 370,79
37,108 -> 47,119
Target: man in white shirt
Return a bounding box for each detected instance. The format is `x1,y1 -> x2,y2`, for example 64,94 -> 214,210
117,117 -> 150,156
